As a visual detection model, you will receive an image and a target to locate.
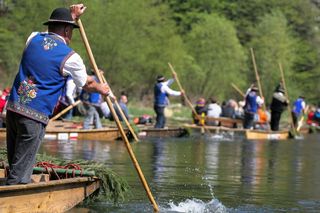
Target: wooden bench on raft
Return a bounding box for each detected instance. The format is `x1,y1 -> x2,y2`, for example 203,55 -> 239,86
205,117 -> 243,128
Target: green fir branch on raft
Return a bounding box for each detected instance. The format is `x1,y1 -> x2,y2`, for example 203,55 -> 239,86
36,153 -> 131,203
0,148 -> 130,203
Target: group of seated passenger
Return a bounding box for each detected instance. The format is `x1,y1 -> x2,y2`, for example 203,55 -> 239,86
192,97 -> 247,127
192,96 -> 271,130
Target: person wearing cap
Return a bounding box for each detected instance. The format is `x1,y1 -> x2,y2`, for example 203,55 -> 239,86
269,84 -> 288,131
292,96 -> 306,128
5,4 -> 109,185
243,84 -> 264,129
154,74 -> 182,128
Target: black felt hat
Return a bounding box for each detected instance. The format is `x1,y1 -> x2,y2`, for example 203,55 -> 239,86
251,86 -> 259,92
43,8 -> 79,28
157,75 -> 165,82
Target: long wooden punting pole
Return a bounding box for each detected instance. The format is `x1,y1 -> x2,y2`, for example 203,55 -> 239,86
50,100 -> 81,121
297,105 -> 309,131
231,83 -> 245,98
100,74 -> 139,142
77,19 -> 159,212
278,62 -> 298,136
168,63 -> 210,133
250,48 -> 267,111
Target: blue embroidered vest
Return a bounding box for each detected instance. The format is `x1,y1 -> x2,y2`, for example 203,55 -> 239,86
293,98 -> 304,115
7,33 -> 74,124
154,82 -> 167,106
245,92 -> 258,113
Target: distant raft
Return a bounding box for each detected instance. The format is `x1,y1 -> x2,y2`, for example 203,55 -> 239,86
0,120 -> 189,141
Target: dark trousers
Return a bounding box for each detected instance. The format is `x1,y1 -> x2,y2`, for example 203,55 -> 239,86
154,105 -> 166,128
292,112 -> 298,128
270,111 -> 282,131
6,110 -> 45,185
243,112 -> 255,129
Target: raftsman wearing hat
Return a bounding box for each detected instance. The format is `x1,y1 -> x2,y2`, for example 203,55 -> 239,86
243,84 -> 264,129
154,74 -> 182,128
4,4 -> 109,186
157,75 -> 166,83
250,86 -> 259,92
270,84 -> 289,131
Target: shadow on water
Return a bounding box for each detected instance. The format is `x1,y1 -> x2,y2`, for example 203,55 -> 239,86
2,133 -> 319,212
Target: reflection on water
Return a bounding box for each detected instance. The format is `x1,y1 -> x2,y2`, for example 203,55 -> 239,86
3,133 -> 320,212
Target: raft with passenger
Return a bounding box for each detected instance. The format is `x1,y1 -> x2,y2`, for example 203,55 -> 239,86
184,116 -> 290,140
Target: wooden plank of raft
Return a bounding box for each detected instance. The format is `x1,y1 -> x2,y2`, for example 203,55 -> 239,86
0,177 -> 100,213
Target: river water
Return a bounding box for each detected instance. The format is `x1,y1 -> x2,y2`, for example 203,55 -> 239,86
12,133 -> 320,212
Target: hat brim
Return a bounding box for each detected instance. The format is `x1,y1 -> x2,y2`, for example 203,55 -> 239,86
43,20 -> 79,28
157,77 -> 165,82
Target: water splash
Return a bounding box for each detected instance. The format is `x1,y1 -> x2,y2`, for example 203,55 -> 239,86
208,132 -> 234,141
166,198 -> 227,213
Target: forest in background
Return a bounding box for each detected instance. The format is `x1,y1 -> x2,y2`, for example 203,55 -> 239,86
0,0 -> 319,106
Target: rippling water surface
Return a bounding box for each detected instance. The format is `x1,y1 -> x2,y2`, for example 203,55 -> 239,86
10,133 -> 320,212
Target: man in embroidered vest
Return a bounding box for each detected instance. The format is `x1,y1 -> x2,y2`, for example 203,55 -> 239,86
5,4 -> 109,185
153,74 -> 182,128
291,96 -> 306,128
243,85 -> 264,129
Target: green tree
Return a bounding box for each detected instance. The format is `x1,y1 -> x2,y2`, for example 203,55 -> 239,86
184,13 -> 247,101
0,0 -> 64,87
249,11 -> 298,102
81,0 -> 187,100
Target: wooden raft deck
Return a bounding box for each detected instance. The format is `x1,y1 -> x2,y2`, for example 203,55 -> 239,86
0,176 -> 100,213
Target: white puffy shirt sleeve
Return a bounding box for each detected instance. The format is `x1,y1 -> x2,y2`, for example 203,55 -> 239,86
63,53 -> 87,87
161,81 -> 181,96
256,96 -> 264,106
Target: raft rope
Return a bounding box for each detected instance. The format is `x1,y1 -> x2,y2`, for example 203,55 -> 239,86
35,161 -> 83,179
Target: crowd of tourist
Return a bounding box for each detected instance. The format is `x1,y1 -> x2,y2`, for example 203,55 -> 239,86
191,83 -> 320,130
